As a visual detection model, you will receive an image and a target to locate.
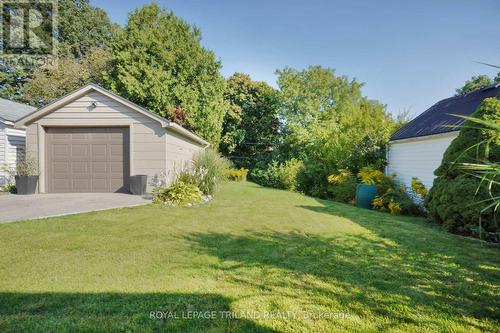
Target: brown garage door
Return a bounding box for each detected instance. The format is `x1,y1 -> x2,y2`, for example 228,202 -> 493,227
46,127 -> 129,193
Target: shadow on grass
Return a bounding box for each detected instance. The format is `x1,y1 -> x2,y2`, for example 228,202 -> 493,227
0,292 -> 278,333
299,198 -> 500,264
184,202 -> 500,331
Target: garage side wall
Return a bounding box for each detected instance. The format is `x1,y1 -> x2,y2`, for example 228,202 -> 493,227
25,91 -> 167,193
164,129 -> 205,185
386,132 -> 458,189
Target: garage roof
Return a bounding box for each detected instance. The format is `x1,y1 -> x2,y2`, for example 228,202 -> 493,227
14,83 -> 209,146
0,98 -> 36,123
390,84 -> 500,141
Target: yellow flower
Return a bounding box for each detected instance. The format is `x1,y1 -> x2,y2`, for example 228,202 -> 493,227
388,200 -> 402,215
357,167 -> 385,185
372,196 -> 384,209
328,169 -> 352,184
411,177 -> 428,197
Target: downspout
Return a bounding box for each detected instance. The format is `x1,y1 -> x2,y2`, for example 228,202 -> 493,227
384,143 -> 390,175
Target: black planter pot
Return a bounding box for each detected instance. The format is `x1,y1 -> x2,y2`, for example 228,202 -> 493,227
15,176 -> 38,195
129,175 -> 147,195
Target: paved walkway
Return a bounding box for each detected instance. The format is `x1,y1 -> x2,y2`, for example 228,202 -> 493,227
0,193 -> 151,224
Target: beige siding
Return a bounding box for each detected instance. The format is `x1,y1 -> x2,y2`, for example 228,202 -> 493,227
387,132 -> 458,189
25,124 -> 38,161
165,129 -> 205,185
132,122 -> 166,191
23,89 -> 206,193
27,91 -> 167,193
45,92 -> 146,121
24,124 -> 40,191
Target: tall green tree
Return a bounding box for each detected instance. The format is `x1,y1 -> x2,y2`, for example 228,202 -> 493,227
23,48 -> 112,106
1,0 -> 116,102
107,3 -> 227,145
0,60 -> 30,102
58,0 -> 119,58
456,73 -> 500,95
221,73 -> 280,167
276,66 -> 399,196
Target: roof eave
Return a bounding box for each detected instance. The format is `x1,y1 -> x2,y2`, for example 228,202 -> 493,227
165,121 -> 210,147
389,130 -> 460,143
0,118 -> 14,126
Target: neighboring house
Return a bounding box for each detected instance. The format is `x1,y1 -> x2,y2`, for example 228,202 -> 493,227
0,98 -> 37,186
387,83 -> 500,189
15,84 -> 208,193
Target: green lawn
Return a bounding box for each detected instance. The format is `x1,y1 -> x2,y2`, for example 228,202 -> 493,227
0,182 -> 499,332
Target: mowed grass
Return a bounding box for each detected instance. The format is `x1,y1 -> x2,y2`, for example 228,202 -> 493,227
0,182 -> 499,332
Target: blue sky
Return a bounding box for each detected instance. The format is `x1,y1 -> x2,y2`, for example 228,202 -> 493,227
91,0 -> 500,117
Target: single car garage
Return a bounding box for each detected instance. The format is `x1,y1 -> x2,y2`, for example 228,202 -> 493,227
46,127 -> 130,193
15,84 -> 209,193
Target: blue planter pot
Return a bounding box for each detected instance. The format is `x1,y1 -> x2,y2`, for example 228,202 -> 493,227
355,184 -> 377,209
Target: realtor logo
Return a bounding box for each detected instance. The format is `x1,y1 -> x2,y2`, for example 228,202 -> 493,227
1,0 -> 56,56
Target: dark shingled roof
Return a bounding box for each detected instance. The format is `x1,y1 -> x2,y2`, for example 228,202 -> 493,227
390,84 -> 500,141
0,98 -> 36,122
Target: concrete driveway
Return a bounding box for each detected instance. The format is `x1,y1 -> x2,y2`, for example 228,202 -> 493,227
0,193 -> 151,224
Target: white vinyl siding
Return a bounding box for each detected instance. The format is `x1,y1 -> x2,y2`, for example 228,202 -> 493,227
0,123 -> 26,186
386,132 -> 458,189
0,122 -> 6,185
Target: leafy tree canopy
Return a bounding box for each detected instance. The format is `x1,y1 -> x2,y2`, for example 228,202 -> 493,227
221,73 -> 280,167
276,66 -> 400,196
0,0 -> 117,102
107,3 -> 227,145
58,0 -> 119,58
23,48 -> 112,106
456,73 -> 500,95
0,59 -> 30,102
277,66 -> 398,170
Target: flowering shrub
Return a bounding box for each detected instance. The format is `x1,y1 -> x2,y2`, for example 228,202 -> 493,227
153,181 -> 203,206
357,167 -> 385,185
411,177 -> 428,198
327,169 -> 357,203
388,200 -> 402,215
358,167 -> 396,195
371,185 -> 423,216
327,169 -> 352,185
225,168 -> 248,182
372,196 -> 384,210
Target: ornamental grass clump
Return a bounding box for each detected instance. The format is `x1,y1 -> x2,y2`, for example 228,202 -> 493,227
192,149 -> 231,195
